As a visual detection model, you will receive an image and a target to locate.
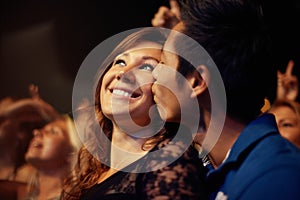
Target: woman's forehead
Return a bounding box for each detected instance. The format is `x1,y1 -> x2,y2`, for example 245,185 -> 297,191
124,41 -> 162,53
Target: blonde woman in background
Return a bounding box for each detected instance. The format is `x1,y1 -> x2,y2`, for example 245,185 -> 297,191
24,114 -> 82,200
0,85 -> 59,200
268,99 -> 300,148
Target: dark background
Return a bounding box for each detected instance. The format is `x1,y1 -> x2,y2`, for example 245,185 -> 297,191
1,0 -> 300,113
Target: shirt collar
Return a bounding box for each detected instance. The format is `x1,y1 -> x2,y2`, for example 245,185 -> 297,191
222,113 -> 278,164
207,113 -> 278,175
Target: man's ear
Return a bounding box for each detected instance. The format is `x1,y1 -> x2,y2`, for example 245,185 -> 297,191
187,65 -> 210,98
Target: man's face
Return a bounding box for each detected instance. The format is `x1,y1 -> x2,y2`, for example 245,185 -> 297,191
152,31 -> 182,123
153,23 -> 227,155
152,23 -> 198,126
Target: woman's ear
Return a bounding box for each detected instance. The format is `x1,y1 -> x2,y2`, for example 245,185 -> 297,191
187,65 -> 210,98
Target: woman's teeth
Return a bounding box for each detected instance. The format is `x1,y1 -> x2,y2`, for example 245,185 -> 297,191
112,89 -> 132,97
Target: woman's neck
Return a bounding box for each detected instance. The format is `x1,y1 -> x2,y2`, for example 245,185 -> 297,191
37,173 -> 63,200
97,129 -> 149,184
111,124 -> 148,154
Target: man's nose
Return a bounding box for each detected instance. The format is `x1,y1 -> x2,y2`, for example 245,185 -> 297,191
152,64 -> 163,80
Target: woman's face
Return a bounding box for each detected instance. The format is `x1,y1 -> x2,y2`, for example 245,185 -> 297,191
269,105 -> 300,148
25,119 -> 73,168
100,42 -> 162,127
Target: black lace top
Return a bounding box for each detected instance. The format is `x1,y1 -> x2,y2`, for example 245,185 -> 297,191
80,138 -> 209,200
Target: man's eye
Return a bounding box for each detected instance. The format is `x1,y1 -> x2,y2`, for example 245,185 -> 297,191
114,59 -> 126,67
140,64 -> 154,71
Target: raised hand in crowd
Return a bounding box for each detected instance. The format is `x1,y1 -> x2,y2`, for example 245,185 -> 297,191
151,0 -> 181,29
277,59 -> 299,101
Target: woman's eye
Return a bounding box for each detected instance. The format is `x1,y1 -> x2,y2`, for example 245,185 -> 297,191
44,127 -> 58,135
50,128 -> 57,134
280,122 -> 294,128
140,64 -> 154,71
114,59 -> 126,67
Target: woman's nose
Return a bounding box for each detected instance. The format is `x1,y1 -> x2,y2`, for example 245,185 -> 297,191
115,69 -> 136,84
33,129 -> 42,137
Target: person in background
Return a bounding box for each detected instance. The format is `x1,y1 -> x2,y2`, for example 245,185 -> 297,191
260,60 -> 298,112
266,60 -> 300,148
61,27 -> 208,200
151,0 -> 181,29
151,0 -> 300,199
277,59 -> 298,101
24,114 -> 82,200
268,99 -> 300,148
262,59 -> 299,112
0,85 -> 60,199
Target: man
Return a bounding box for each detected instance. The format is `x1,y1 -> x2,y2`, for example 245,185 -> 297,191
152,0 -> 300,199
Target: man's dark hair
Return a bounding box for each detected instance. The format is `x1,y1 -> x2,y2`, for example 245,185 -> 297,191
177,0 -> 276,123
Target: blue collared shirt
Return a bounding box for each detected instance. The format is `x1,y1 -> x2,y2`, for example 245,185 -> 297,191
207,114 -> 300,200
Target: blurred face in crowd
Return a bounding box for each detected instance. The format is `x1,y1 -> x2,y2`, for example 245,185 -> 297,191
25,119 -> 73,169
269,105 -> 300,148
0,111 -> 46,153
0,99 -> 58,152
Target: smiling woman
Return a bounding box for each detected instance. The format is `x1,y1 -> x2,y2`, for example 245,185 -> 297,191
61,27 -> 209,200
100,42 -> 162,129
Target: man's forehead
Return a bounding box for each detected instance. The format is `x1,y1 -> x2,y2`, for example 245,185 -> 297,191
163,32 -> 178,52
163,23 -> 185,54
160,49 -> 180,73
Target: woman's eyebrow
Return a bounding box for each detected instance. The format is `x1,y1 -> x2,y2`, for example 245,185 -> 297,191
116,52 -> 159,63
141,56 -> 159,63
